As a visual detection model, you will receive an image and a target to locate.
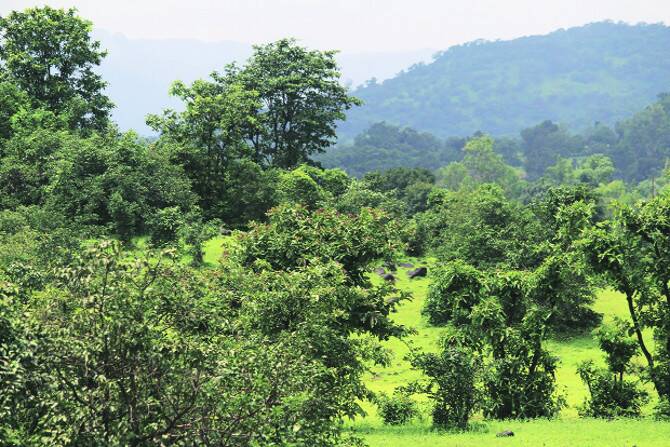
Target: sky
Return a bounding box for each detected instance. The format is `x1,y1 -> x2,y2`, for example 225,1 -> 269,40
2,0 -> 670,53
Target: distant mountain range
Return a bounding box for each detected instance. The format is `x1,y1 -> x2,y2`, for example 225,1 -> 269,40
339,22 -> 670,140
94,30 -> 434,132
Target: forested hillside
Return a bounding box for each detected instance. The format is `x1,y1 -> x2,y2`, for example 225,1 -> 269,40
325,93 -> 670,182
340,22 -> 670,138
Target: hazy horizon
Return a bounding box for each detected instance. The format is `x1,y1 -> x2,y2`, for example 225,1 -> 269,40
3,0 -> 669,53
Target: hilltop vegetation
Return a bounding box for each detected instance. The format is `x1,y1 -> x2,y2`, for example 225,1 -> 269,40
340,22 -> 670,139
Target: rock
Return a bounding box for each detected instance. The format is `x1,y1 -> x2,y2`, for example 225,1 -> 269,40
399,262 -> 414,268
407,267 -> 427,279
496,430 -> 514,438
374,267 -> 386,276
382,273 -> 395,282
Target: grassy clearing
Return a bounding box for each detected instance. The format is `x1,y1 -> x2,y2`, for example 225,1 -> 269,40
352,259 -> 670,446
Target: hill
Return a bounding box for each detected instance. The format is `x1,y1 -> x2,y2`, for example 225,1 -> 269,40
339,22 -> 670,139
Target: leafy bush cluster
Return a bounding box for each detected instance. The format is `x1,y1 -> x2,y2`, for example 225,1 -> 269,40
410,337 -> 481,429
375,392 -> 419,425
578,321 -> 649,417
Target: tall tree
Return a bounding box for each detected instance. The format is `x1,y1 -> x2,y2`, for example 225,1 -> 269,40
238,39 -> 361,168
0,7 -> 112,131
147,75 -> 261,216
521,121 -> 578,179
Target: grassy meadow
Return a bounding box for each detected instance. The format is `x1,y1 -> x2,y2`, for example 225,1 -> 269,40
201,241 -> 670,446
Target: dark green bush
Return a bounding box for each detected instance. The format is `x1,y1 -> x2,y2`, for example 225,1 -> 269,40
578,321 -> 648,418
578,361 -> 648,417
410,339 -> 481,430
147,206 -> 183,246
375,392 -> 418,425
655,397 -> 670,420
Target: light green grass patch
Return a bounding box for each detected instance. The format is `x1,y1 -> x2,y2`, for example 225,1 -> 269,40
355,261 -> 668,446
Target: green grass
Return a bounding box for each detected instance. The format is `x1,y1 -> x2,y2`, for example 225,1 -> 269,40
351,260 -> 670,446
355,418 -> 670,447
202,235 -> 231,267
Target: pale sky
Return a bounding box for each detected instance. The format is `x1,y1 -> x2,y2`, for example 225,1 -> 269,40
2,0 -> 670,52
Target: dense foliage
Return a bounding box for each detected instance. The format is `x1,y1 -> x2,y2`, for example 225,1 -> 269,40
326,93 -> 670,184
2,6 -> 670,445
339,22 -> 670,139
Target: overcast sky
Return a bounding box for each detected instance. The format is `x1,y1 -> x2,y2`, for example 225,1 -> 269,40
3,0 -> 670,52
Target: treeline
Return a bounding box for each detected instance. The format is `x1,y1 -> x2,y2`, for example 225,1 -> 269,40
324,92 -> 670,184
1,6 -> 670,446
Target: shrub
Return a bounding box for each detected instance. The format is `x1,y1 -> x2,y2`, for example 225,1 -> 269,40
147,206 -> 183,246
578,321 -> 648,418
410,338 -> 481,430
277,167 -> 327,210
480,323 -> 564,419
655,397 -> 670,420
578,361 -> 648,417
423,260 -> 484,326
375,392 -> 418,425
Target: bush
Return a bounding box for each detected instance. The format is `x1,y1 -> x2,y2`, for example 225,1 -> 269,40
578,321 -> 648,418
375,392 -> 418,425
147,206 -> 183,246
578,361 -> 648,417
399,218 -> 424,257
655,397 -> 670,420
423,260 -> 483,326
277,167 -> 328,210
333,181 -> 404,217
483,340 -> 565,419
410,339 -> 481,430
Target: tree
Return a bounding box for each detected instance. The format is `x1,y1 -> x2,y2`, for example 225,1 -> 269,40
6,241 -> 371,446
542,154 -> 615,188
422,184 -> 541,269
437,136 -> 525,197
0,75 -> 29,142
147,75 -> 261,217
238,204 -> 404,287
42,130 -> 196,240
409,333 -> 482,429
217,258 -> 406,438
0,7 -> 112,131
333,181 -> 405,218
521,121 -> 578,179
422,262 -> 565,419
613,93 -> 670,182
362,167 -> 436,215
237,39 -> 361,168
583,192 -> 670,402
319,122 -> 462,177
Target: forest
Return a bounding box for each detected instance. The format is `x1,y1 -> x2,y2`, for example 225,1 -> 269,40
1,6 -> 670,447
339,21 -> 670,139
